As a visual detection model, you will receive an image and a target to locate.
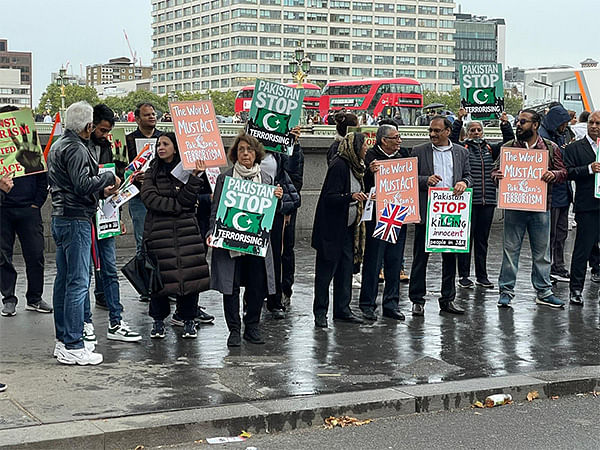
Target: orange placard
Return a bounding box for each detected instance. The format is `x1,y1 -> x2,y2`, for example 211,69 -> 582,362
169,100 -> 227,169
374,157 -> 420,223
498,147 -> 548,211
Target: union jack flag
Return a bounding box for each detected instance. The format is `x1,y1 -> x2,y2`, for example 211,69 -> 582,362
372,204 -> 408,244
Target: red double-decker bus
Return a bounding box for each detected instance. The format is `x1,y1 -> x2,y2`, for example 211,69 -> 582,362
319,78 -> 423,125
234,82 -> 322,117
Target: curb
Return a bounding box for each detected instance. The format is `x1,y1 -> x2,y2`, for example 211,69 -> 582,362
2,366 -> 599,449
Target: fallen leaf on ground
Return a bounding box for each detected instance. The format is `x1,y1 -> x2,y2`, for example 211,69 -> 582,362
472,401 -> 484,408
317,373 -> 342,377
551,395 -> 560,400
527,391 -> 539,402
576,393 -> 585,397
134,446 -> 145,450
324,416 -> 373,429
474,412 -> 482,415
239,431 -> 252,438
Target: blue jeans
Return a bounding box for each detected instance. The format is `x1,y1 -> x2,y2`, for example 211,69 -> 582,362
84,237 -> 122,326
498,210 -> 553,299
51,217 -> 92,350
128,196 -> 147,257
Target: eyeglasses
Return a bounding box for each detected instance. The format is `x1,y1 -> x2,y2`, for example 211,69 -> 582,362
588,120 -> 600,126
88,123 -> 96,132
384,135 -> 401,140
517,118 -> 533,125
428,128 -> 446,134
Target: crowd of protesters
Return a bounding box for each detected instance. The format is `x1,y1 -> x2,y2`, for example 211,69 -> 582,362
0,101 -> 599,375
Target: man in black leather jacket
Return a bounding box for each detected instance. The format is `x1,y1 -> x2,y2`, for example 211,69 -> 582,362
48,101 -> 120,366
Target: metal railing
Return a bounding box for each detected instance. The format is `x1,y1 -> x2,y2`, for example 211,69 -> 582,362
34,122 -> 506,139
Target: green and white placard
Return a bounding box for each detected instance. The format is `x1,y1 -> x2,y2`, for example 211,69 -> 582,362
246,79 -> 304,155
96,163 -> 121,240
210,176 -> 278,257
425,188 -> 472,253
459,63 -> 504,121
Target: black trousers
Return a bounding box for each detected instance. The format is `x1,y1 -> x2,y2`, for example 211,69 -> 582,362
409,224 -> 457,306
589,243 -> 600,273
457,204 -> 495,281
281,209 -> 297,298
550,205 -> 570,275
266,213 -> 285,311
313,225 -> 354,320
0,206 -> 45,305
224,255 -> 267,333
150,293 -> 198,321
569,211 -> 600,293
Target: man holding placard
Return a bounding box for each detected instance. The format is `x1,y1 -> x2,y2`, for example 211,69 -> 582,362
562,111 -> 600,305
409,116 -> 472,316
493,109 -> 567,309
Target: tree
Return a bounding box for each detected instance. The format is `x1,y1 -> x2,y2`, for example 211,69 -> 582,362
504,91 -> 523,116
174,90 -> 236,116
111,90 -> 168,115
422,89 -> 461,114
37,83 -> 99,115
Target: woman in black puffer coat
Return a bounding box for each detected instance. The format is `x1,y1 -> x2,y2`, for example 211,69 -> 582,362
140,132 -> 209,339
450,108 -> 514,289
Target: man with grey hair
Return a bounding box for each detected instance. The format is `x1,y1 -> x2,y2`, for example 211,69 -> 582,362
48,101 -> 120,365
358,123 -> 411,321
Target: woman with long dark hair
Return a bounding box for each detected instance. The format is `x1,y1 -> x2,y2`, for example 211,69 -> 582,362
140,132 -> 210,339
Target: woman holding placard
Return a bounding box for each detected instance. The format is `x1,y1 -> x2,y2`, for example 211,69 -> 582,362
208,133 -> 283,347
312,132 -> 368,328
140,132 -> 210,340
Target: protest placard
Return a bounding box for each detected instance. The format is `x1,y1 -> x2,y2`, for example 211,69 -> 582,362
0,108 -> 46,178
374,157 -> 420,223
96,164 -> 121,240
498,147 -> 548,211
209,176 -> 278,257
169,100 -> 226,170
425,188 -> 472,253
459,63 -> 504,121
246,79 -> 304,155
348,126 -> 378,148
102,173 -> 140,218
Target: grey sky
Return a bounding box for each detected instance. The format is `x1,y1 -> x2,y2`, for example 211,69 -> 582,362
2,0 -> 597,107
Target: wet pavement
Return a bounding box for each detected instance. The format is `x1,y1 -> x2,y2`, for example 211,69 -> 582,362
0,224 -> 599,429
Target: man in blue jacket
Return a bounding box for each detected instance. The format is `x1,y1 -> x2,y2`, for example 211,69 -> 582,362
0,105 -> 50,317
539,104 -> 573,283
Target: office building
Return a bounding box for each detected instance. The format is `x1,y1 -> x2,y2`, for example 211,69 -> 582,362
0,39 -> 32,107
86,57 -> 152,86
151,0 -> 457,94
453,13 -> 505,81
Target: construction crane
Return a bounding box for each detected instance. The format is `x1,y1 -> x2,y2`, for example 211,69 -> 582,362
123,29 -> 138,66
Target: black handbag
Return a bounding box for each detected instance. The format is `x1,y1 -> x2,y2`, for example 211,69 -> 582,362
121,246 -> 163,296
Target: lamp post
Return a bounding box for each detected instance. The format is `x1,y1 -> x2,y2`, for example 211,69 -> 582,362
288,45 -> 311,123
44,99 -> 52,115
56,67 -> 67,124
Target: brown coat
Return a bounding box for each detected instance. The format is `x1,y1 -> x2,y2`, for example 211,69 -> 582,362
141,164 -> 209,296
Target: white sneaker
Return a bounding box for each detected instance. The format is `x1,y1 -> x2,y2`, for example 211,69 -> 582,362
352,274 -> 362,289
83,322 -> 97,344
107,321 -> 142,342
53,341 -> 65,358
56,347 -> 103,366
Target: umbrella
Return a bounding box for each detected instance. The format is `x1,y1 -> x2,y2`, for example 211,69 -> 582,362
423,103 -> 445,110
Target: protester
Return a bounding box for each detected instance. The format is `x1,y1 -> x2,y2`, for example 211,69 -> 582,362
252,129 -> 300,319
208,133 -> 283,346
48,101 -> 120,365
125,102 -> 162,302
280,128 -> 305,308
450,108 -> 515,289
571,111 -> 590,141
139,133 -> 209,339
409,116 -> 472,316
0,173 -> 14,391
84,104 -> 141,343
359,125 -> 408,321
327,112 -> 359,164
312,132 -> 367,328
492,109 -> 567,309
562,111 -> 600,305
539,105 -> 573,283
0,105 -> 50,317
